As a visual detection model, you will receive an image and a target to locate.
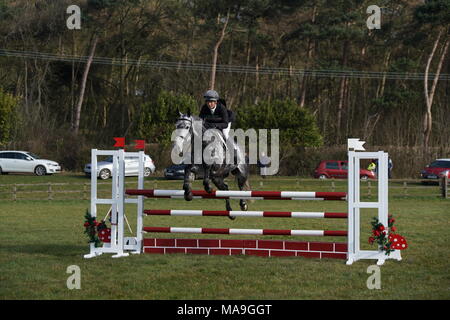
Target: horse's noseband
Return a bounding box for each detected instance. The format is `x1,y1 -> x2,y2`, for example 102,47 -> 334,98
176,118 -> 192,130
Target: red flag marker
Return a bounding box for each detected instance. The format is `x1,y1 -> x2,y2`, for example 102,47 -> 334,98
135,139 -> 145,150
113,137 -> 125,148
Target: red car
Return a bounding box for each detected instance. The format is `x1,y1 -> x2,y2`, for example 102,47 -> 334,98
313,160 -> 376,180
420,158 -> 450,183
440,170 -> 450,179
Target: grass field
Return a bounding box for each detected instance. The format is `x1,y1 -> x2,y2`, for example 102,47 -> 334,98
0,174 -> 449,300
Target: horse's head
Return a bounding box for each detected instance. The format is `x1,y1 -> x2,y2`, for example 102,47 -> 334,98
175,112 -> 193,131
175,111 -> 205,137
172,111 -> 195,158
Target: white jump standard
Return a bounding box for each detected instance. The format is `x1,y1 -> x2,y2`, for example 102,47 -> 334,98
83,149 -> 144,259
84,139 -> 402,265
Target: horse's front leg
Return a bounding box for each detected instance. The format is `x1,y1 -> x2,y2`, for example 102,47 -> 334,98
237,170 -> 249,211
183,165 -> 193,201
202,164 -> 213,193
212,176 -> 234,219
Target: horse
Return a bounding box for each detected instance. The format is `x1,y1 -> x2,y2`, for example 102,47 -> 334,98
172,112 -> 250,214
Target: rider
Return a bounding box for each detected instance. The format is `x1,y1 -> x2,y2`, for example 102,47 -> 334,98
199,90 -> 242,165
199,90 -> 230,140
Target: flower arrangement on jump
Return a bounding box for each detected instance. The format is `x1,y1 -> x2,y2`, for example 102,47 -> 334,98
369,215 -> 408,255
83,210 -> 111,247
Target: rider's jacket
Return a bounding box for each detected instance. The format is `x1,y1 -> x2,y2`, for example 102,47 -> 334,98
199,102 -> 229,130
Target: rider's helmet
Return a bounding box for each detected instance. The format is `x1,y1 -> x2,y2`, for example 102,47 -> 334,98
203,90 -> 219,101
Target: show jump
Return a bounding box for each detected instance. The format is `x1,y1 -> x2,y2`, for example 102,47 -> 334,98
84,139 -> 402,265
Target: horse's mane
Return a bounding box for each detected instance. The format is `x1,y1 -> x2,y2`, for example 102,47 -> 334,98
190,115 -> 202,123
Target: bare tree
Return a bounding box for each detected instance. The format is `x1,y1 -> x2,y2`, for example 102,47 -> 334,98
73,35 -> 98,135
423,29 -> 449,150
299,5 -> 317,108
209,10 -> 230,90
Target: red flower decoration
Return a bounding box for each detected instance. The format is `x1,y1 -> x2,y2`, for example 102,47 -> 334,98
369,215 -> 407,256
389,234 -> 408,250
98,228 -> 111,243
83,210 -> 109,247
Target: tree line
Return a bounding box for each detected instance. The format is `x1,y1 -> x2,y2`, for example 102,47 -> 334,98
0,0 -> 449,173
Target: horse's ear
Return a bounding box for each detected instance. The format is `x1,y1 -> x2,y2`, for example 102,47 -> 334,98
176,108 -> 182,117
187,108 -> 191,117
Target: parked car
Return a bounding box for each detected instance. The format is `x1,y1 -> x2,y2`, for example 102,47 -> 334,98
313,160 -> 376,180
439,170 -> 449,179
0,151 -> 61,176
420,158 -> 450,184
164,164 -> 205,180
84,153 -> 155,180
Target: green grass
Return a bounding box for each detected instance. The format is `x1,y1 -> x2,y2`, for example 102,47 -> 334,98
0,175 -> 449,299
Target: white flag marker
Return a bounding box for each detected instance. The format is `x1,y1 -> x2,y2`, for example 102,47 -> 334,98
348,138 -> 366,151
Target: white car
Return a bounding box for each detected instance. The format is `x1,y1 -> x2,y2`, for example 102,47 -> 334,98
84,154 -> 156,180
0,151 -> 61,176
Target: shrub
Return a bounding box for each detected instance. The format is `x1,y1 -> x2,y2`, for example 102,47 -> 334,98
235,99 -> 323,147
134,91 -> 198,145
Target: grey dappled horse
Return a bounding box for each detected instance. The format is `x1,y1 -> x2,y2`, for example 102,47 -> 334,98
172,112 -> 250,215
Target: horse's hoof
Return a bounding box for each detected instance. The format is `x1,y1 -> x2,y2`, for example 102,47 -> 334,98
228,215 -> 236,220
240,203 -> 248,211
184,192 -> 193,201
204,186 -> 213,193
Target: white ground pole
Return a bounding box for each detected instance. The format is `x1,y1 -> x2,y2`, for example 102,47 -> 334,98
84,149 -> 144,259
346,140 -> 402,265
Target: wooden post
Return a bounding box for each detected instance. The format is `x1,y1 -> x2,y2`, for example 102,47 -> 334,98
446,176 -> 449,199
13,184 -> 17,201
403,181 -> 408,196
331,181 -> 336,192
441,175 -> 448,199
83,183 -> 88,200
48,182 -> 52,200
367,181 -> 371,197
